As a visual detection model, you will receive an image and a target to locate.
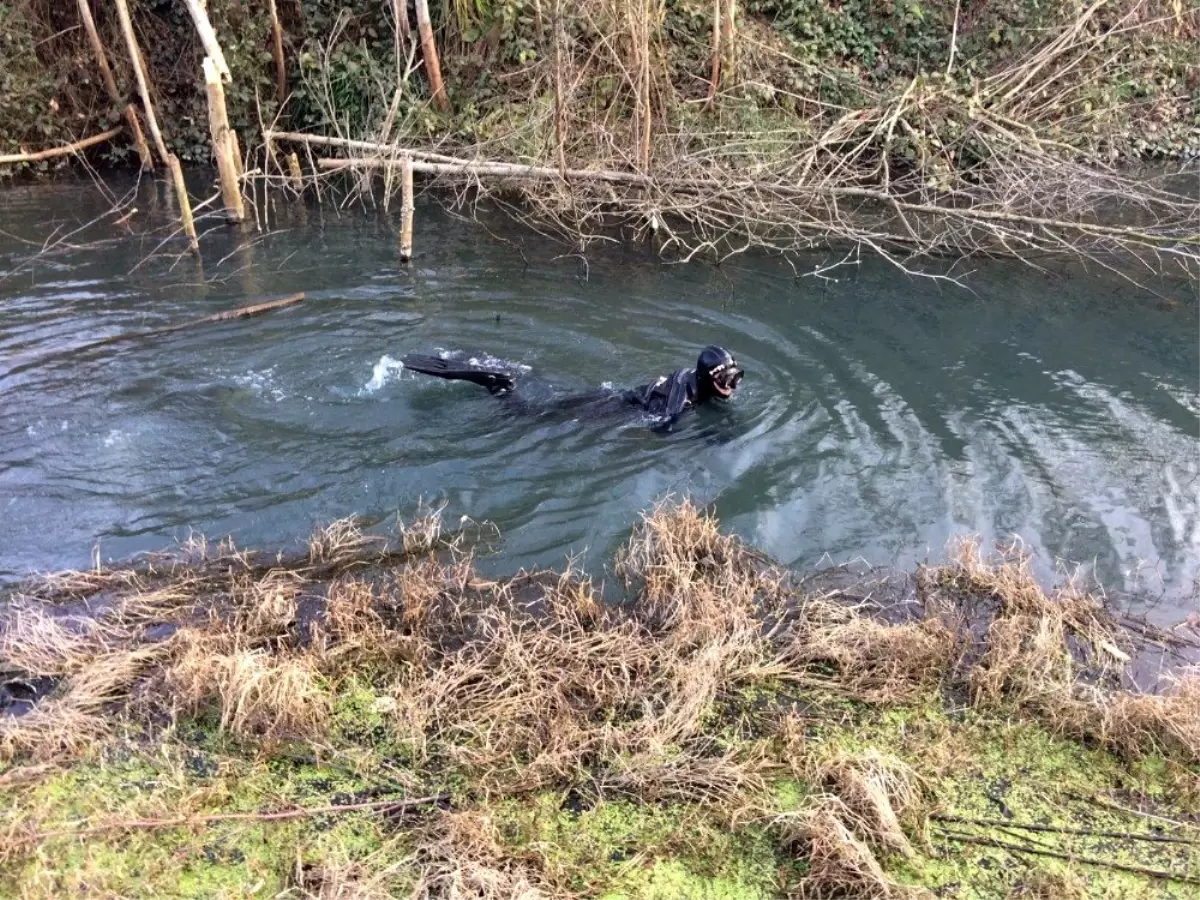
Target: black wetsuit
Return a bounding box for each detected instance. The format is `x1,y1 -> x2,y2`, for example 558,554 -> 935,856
400,353 -> 710,430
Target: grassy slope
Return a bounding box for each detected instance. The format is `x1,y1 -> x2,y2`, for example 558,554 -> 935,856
1,503 -> 1197,898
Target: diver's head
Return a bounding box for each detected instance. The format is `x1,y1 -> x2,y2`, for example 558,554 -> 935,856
696,345 -> 744,401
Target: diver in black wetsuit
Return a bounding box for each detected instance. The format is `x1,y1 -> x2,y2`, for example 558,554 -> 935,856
399,345 -> 745,430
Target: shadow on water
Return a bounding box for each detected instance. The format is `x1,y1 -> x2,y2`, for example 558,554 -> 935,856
0,174 -> 1197,626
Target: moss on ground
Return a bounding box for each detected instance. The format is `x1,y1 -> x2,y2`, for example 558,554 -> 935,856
2,683 -> 1195,899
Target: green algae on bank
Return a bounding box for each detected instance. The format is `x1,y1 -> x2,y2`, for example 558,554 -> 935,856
2,692 -> 1196,899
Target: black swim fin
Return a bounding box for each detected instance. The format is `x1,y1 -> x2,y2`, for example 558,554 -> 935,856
401,353 -> 516,395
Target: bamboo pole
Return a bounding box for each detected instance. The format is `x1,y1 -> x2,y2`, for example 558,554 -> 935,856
399,155 -> 414,261
413,0 -> 450,111
75,0 -> 154,169
167,153 -> 200,254
267,0 -> 287,107
114,0 -> 171,165
204,56 -> 245,222
182,0 -> 231,82
0,127 -> 123,166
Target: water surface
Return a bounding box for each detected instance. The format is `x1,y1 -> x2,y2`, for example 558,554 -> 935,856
1,176 -> 1197,624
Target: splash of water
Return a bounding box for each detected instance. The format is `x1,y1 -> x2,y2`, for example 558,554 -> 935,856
362,355 -> 406,393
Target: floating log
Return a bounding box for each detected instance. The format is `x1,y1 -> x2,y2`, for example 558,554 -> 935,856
399,155 -> 414,261
266,0 -> 287,107
114,0 -> 171,165
204,56 -> 245,222
414,0 -> 450,111
72,294 -> 305,355
167,153 -> 199,254
182,0 -> 231,82
0,127 -> 123,166
75,0 -> 153,170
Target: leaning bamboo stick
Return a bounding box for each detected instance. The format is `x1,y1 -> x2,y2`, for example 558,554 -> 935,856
167,153 -> 199,254
114,0 -> 170,165
266,0 -> 287,107
0,127 -> 123,166
75,0 -> 153,169
204,57 -> 245,222
182,0 -> 231,82
399,155 -> 414,261
413,0 -> 450,111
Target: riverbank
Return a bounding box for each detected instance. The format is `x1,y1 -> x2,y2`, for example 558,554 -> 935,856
2,501 -> 1197,898
3,1 -> 1197,277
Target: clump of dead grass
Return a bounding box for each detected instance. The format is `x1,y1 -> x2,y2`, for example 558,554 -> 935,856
779,798 -> 899,900
809,750 -> 924,859
933,536 -> 1128,703
412,810 -> 553,900
166,634 -> 330,740
779,596 -> 960,702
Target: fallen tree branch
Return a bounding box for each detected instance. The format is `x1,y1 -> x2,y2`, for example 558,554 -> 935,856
318,155 -> 651,185
26,793 -> 450,844
0,128 -> 123,166
3,295 -> 307,381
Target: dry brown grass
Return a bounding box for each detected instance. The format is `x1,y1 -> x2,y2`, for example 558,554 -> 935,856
778,596 -> 960,703
812,750 -> 923,859
412,810 -> 554,900
166,634 -> 330,741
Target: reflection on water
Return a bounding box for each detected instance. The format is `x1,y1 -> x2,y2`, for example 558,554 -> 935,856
1,175 -> 1197,624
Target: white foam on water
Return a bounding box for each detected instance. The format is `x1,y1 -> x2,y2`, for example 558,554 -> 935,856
362,355 -> 406,394
232,366 -> 286,402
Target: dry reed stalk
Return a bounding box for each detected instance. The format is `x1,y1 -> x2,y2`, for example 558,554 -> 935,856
412,810 -> 554,900
810,750 -> 923,858
780,798 -> 899,899
777,597 -> 959,702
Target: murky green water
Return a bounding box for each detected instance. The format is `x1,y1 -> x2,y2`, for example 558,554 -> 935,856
1,176 -> 1197,623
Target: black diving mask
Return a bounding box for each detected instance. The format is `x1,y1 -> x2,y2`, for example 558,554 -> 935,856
708,360 -> 744,397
